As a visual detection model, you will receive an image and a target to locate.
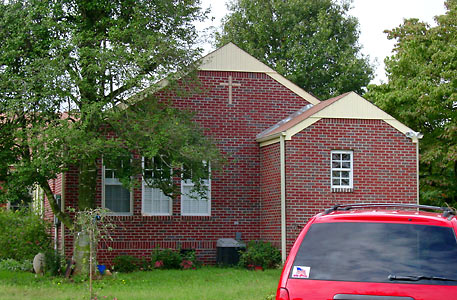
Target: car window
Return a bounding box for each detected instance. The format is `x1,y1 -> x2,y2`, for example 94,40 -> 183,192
291,222 -> 457,285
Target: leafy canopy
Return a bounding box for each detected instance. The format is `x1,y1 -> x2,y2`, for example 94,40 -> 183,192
216,0 -> 373,99
0,0 -> 221,226
365,0 -> 457,206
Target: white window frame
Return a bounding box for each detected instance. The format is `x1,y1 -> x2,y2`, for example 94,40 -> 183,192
141,157 -> 172,216
331,150 -> 353,189
102,159 -> 133,216
180,162 -> 211,216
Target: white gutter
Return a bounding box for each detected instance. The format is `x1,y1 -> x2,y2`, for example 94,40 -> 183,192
280,132 -> 287,263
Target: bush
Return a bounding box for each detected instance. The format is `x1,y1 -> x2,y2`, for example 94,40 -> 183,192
113,255 -> 139,273
44,250 -> 64,276
238,241 -> 281,269
151,248 -> 182,269
0,258 -> 33,272
0,209 -> 51,261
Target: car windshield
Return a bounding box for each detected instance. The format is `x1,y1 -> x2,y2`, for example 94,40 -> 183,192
291,222 -> 457,285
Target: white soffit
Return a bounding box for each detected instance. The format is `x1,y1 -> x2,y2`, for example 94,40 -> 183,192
199,43 -> 320,105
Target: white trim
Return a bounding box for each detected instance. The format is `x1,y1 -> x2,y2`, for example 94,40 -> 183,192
141,157 -> 172,216
101,160 -> 133,216
280,133 -> 287,263
330,150 -> 354,189
257,92 -> 417,146
180,162 -> 211,216
199,43 -> 321,105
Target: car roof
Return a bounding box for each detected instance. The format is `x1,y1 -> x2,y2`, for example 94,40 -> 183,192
313,209 -> 455,227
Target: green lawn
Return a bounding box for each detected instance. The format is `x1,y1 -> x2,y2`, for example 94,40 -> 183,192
0,267 -> 281,300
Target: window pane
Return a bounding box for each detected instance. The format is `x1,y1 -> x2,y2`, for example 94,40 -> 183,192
332,153 -> 341,160
105,185 -> 130,213
332,179 -> 340,185
143,186 -> 170,215
144,170 -> 153,179
332,161 -> 341,168
144,158 -> 153,170
105,169 -> 113,179
341,162 -> 351,168
342,153 -> 351,160
341,179 -> 350,185
332,171 -> 340,178
291,223 -> 457,285
182,186 -> 209,215
341,171 -> 349,178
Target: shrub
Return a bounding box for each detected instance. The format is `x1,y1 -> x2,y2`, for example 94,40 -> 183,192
151,248 -> 182,269
181,250 -> 200,269
238,241 -> 281,269
0,258 -> 33,272
0,209 -> 51,261
44,250 -> 64,276
113,255 -> 139,273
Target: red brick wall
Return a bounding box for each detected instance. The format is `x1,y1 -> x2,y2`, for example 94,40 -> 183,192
62,70 -> 311,265
259,143 -> 281,248
284,118 -> 417,251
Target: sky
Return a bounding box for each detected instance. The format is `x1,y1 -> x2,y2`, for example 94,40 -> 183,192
196,0 -> 447,84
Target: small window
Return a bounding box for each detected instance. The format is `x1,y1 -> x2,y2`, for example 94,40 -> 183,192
331,151 -> 353,189
102,159 -> 132,215
142,157 -> 172,216
181,162 -> 211,216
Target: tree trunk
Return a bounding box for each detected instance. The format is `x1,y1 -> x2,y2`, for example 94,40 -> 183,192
73,230 -> 96,275
73,159 -> 98,276
78,159 -> 97,210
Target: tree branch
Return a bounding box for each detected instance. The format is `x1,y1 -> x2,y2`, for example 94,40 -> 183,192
40,180 -> 74,231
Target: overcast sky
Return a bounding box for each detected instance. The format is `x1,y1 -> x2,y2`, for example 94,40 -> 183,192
196,0 -> 447,84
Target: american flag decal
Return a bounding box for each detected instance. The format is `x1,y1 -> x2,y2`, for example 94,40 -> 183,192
292,266 -> 310,278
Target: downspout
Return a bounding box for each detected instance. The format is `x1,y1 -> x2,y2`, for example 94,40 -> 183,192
280,132 -> 287,263
414,138 -> 420,204
61,172 -> 66,257
406,131 -> 423,204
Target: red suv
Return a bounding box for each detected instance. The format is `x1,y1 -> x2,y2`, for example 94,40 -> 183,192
276,203 -> 457,300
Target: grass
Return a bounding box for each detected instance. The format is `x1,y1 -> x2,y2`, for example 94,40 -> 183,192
0,267 -> 281,300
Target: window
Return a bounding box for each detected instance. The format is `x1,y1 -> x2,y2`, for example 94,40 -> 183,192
291,222 -> 457,284
142,157 -> 172,216
102,160 -> 132,215
331,150 -> 353,189
181,162 -> 211,216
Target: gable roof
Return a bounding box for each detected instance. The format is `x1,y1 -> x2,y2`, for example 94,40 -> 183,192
199,43 -> 320,105
257,91 -> 415,146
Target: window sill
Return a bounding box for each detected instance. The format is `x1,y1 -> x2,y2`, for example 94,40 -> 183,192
142,213 -> 172,217
331,187 -> 353,193
106,212 -> 133,217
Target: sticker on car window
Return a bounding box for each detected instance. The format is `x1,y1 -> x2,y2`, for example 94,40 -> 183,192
292,266 -> 310,278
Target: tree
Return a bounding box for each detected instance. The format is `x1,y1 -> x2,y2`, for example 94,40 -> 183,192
215,0 -> 373,100
0,1 -> 221,231
365,0 -> 457,206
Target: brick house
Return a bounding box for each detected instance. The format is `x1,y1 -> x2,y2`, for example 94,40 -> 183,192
42,43 -> 420,264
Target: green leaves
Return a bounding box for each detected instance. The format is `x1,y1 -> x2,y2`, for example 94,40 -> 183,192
216,0 -> 373,100
365,0 -> 457,206
0,0 -> 221,219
